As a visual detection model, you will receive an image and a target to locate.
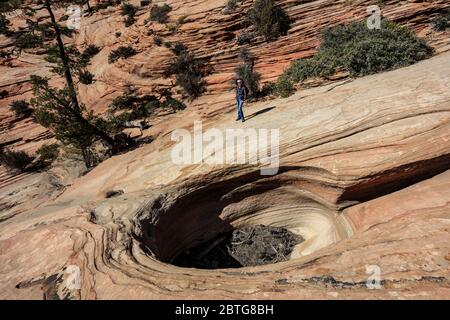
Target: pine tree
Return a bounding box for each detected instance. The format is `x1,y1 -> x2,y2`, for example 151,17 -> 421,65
2,0 -> 117,167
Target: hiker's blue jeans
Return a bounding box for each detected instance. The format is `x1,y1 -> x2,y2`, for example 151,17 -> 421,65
237,98 -> 245,121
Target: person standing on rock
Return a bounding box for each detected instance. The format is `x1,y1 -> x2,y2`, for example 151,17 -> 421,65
235,78 -> 249,122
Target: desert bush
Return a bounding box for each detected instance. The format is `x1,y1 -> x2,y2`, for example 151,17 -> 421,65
91,1 -> 115,12
235,63 -> 260,99
153,36 -> 163,46
235,63 -> 260,91
0,13 -> 11,36
170,42 -> 187,56
78,70 -> 94,85
237,47 -> 252,62
275,20 -> 434,96
59,14 -> 69,22
282,56 -> 336,84
166,23 -> 178,34
246,0 -> 290,41
324,21 -> 433,76
0,50 -> 11,58
82,44 -> 100,61
109,93 -> 142,112
259,81 -> 275,97
150,4 -> 172,23
15,32 -> 42,49
109,89 -> 159,116
431,10 -> 450,31
237,32 -> 254,45
177,15 -> 187,25
122,3 -> 137,27
107,90 -> 184,133
10,100 -> 33,119
36,143 -> 60,164
122,3 -> 137,16
432,17 -> 449,31
225,0 -> 241,13
167,49 -> 207,99
234,48 -> 261,98
162,96 -> 185,111
274,74 -> 294,98
124,15 -> 134,27
108,46 -> 137,63
0,148 -> 34,172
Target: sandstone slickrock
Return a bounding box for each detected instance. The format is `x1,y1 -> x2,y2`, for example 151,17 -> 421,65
0,0 -> 449,300
2,0 -> 450,169
1,50 -> 449,299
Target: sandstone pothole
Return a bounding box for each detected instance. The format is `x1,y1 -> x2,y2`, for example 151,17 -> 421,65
133,170 -> 354,271
172,225 -> 303,269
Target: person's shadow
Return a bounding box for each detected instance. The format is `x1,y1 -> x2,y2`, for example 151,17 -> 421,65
246,106 -> 276,121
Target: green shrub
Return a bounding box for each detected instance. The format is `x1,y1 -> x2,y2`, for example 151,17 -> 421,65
170,42 -> 187,56
0,13 -> 11,36
324,21 -> 433,76
82,44 -> 100,61
432,17 -> 449,31
283,56 -> 336,84
79,70 -> 94,85
260,81 -> 275,97
108,46 -> 137,63
237,47 -> 252,62
59,14 -> 69,22
122,3 -> 137,27
246,0 -> 290,41
166,23 -> 178,34
225,0 -> 241,13
122,3 -> 137,17
109,93 -> 142,112
237,32 -> 254,45
80,44 -> 100,67
150,4 -> 172,23
109,89 -> 160,118
154,36 -> 163,46
36,143 -> 60,164
431,10 -> 450,31
0,50 -> 11,58
0,148 -> 34,172
15,32 -> 42,49
91,1 -> 113,12
274,74 -> 294,98
234,48 -> 261,98
167,49 -> 207,99
10,100 -> 33,118
162,96 -> 186,111
177,15 -> 187,25
275,20 -> 434,96
235,62 -> 261,98
107,90 -> 185,133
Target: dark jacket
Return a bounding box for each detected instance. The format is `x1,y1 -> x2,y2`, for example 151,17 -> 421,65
236,85 -> 249,101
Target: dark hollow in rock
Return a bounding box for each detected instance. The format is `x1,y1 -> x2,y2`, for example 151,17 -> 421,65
172,225 -> 303,269
105,190 -> 124,198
